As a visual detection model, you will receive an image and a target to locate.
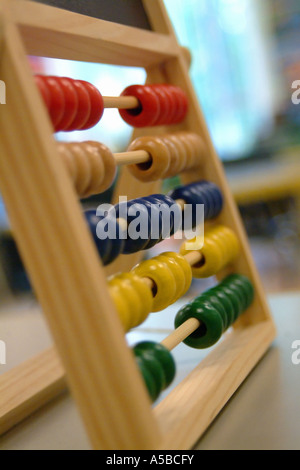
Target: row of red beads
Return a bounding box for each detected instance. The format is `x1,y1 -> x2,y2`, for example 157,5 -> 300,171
35,75 -> 104,132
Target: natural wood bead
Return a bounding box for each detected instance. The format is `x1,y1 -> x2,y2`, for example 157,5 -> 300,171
66,143 -> 92,196
176,132 -> 200,170
167,133 -> 187,173
78,142 -> 105,197
183,132 -> 204,170
84,141 -> 117,196
57,141 -> 116,198
162,136 -> 182,177
127,135 -> 171,182
56,142 -> 78,184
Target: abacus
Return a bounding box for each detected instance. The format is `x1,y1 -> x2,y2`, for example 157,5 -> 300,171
0,0 -> 276,450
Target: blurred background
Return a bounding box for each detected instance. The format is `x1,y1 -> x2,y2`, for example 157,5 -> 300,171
0,0 -> 300,300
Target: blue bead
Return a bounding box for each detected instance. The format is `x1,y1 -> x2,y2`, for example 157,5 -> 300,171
168,180 -> 223,229
84,209 -> 124,265
142,196 -> 163,249
115,199 -> 150,254
147,194 -> 181,238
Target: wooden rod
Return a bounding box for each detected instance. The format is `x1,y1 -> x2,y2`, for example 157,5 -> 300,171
103,95 -> 140,110
114,149 -> 149,166
161,317 -> 200,351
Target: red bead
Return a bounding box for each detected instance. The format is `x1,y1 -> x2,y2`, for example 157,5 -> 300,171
79,80 -> 104,130
172,86 -> 188,123
150,85 -> 172,126
119,84 -> 160,128
35,75 -> 51,109
43,76 -> 65,131
161,85 -> 179,125
65,79 -> 91,131
54,77 -> 78,131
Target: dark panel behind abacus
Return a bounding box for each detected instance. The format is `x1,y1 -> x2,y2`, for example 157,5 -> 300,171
32,0 -> 152,30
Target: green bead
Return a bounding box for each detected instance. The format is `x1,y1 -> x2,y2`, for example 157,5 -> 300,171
133,341 -> 176,388
134,348 -> 165,399
205,287 -> 235,329
135,356 -> 157,402
221,285 -> 243,323
194,292 -> 228,332
222,274 -> 254,309
226,282 -> 247,314
175,301 -> 223,349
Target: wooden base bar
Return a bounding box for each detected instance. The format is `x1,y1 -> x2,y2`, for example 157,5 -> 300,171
0,348 -> 66,436
156,321 -> 276,449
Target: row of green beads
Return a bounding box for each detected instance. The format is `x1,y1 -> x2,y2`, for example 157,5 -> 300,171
133,341 -> 176,402
174,274 -> 254,349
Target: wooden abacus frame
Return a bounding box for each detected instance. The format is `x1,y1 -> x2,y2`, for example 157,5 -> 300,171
0,0 -> 276,450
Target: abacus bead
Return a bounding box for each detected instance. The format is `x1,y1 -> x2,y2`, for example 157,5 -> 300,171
137,197 -> 163,250
79,80 -> 104,130
35,75 -> 51,109
180,226 -> 240,278
134,348 -> 165,400
133,341 -> 176,388
146,194 -> 181,238
175,301 -> 224,349
114,199 -> 150,254
159,85 -> 177,124
157,253 -> 191,301
119,84 -> 160,127
150,85 -> 172,126
168,180 -> 223,227
84,210 -> 124,265
57,143 -> 78,184
202,287 -> 234,330
176,132 -> 197,169
44,76 -> 65,130
162,136 -> 182,177
180,236 -> 224,278
163,252 -> 192,295
195,292 -> 228,331
55,77 -> 78,131
127,135 -> 171,182
167,133 -> 187,173
135,356 -> 157,402
222,274 -> 254,309
66,143 -> 91,196
109,285 -> 132,331
84,209 -> 112,264
173,86 -> 189,123
66,79 -> 91,131
84,141 -> 117,195
75,142 -> 105,197
221,285 -> 243,322
109,272 -> 153,330
132,259 -> 176,312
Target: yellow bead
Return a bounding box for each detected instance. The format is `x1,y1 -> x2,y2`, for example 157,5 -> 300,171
158,252 -> 192,300
109,283 -> 132,331
108,273 -> 153,331
132,259 -> 176,312
180,225 -> 240,278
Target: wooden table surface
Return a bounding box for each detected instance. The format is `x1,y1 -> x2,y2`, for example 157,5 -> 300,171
0,290 -> 299,450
